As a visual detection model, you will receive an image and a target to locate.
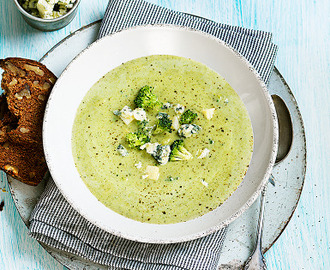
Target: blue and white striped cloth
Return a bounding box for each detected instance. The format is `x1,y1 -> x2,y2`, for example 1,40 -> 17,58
98,0 -> 278,83
29,1 -> 278,269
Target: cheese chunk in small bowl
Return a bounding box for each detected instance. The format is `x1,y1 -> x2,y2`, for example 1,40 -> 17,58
13,0 -> 81,31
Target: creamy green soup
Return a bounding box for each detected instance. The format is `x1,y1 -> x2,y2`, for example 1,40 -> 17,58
72,55 -> 253,224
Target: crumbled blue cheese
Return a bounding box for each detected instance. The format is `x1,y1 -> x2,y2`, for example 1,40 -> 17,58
156,112 -> 168,119
201,179 -> 209,187
36,0 -> 53,18
140,142 -> 171,165
171,115 -> 180,130
143,166 -> 160,180
113,110 -> 121,116
116,106 -> 147,124
143,124 -> 155,136
134,162 -> 142,169
133,108 -> 147,121
177,124 -> 201,138
162,102 -> 172,109
140,142 -> 158,152
21,0 -> 76,19
217,95 -> 230,106
118,106 -> 134,125
116,144 -> 129,157
173,104 -> 185,114
165,176 -> 179,181
156,145 -> 171,165
202,108 -> 216,120
197,148 -> 210,159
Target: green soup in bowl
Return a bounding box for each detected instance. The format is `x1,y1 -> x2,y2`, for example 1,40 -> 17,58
72,55 -> 253,224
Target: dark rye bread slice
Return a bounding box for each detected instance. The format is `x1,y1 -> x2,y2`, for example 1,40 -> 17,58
0,57 -> 57,185
0,57 -> 56,145
0,142 -> 48,186
0,95 -> 18,143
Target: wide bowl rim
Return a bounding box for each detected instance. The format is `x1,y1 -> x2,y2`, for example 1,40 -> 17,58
12,0 -> 81,23
43,24 -> 278,243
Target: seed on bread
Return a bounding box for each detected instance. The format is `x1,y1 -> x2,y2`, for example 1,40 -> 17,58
14,84 -> 32,100
8,78 -> 18,86
5,62 -> 26,77
38,94 -> 46,101
19,127 -> 29,133
23,64 -> 45,76
4,165 -> 18,176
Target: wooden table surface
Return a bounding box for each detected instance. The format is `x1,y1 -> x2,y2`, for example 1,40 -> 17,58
0,0 -> 329,269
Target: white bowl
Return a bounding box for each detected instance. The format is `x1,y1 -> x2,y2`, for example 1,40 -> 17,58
43,25 -> 278,243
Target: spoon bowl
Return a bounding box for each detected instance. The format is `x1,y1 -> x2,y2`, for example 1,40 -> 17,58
272,95 -> 293,164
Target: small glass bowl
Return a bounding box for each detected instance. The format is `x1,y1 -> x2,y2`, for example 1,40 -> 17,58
13,0 -> 81,32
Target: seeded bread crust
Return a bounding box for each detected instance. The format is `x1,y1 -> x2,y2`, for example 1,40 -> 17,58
0,57 -> 57,185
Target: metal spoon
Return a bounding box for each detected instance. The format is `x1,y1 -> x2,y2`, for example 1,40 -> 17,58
272,95 -> 293,164
244,95 -> 293,270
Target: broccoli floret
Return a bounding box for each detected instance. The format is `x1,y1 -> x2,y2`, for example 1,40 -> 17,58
169,140 -> 193,161
177,124 -> 201,138
126,131 -> 150,148
153,113 -> 172,134
179,109 -> 198,124
134,85 -> 162,109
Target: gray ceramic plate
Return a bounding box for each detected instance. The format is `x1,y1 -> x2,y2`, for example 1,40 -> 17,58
6,20 -> 306,268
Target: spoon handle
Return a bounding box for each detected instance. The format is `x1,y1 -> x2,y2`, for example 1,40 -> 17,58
244,186 -> 267,270
256,187 -> 266,250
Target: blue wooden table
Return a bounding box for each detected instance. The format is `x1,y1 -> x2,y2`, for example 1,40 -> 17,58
0,0 -> 329,269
